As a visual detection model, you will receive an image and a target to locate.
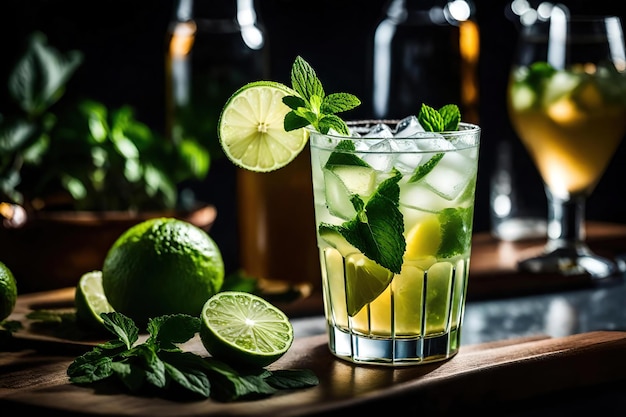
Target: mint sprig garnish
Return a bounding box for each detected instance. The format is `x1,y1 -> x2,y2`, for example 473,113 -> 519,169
417,103 -> 460,132
67,312 -> 318,402
282,56 -> 361,135
408,103 -> 461,184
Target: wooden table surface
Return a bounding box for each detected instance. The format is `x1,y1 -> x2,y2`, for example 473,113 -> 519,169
2,221 -> 626,415
3,287 -> 626,417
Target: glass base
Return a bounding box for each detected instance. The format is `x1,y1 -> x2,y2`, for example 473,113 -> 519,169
518,245 -> 622,279
327,324 -> 461,366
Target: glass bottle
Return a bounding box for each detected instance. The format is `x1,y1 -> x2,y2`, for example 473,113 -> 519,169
371,0 -> 480,123
165,0 -> 268,274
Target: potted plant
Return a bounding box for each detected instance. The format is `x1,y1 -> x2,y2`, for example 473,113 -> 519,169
0,32 -> 215,292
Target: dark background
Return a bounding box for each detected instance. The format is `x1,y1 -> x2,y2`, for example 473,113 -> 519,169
1,0 -> 625,252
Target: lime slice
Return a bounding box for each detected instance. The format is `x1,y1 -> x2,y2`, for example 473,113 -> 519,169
345,254 -> 394,316
218,81 -> 309,172
320,228 -> 394,316
200,291 -> 294,368
405,214 -> 442,260
74,270 -> 115,329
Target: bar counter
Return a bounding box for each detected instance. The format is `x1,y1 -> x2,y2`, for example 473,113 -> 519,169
2,222 -> 626,415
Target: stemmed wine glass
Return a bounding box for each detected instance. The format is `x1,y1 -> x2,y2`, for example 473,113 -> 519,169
507,9 -> 626,279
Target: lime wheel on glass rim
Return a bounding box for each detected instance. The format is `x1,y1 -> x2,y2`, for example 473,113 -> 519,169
218,81 -> 309,172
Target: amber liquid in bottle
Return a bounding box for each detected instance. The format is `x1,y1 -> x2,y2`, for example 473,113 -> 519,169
237,148 -> 320,295
166,0 -> 320,295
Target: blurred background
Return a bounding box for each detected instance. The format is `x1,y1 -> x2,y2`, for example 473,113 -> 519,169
1,0 -> 625,280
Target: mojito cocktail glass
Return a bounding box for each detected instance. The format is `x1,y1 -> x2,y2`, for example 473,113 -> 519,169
309,119 -> 481,366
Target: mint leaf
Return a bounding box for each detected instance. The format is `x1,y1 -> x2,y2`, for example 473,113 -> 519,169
111,361 -> 145,392
265,369 -> 320,389
282,95 -> 306,110
290,55 -> 324,102
321,92 -> 361,114
284,109 -> 311,131
324,140 -> 371,168
321,169 -> 405,273
161,351 -> 211,398
439,104 -> 461,131
319,114 -> 351,135
68,350 -> 114,384
102,312 -> 138,349
408,153 -> 444,183
146,314 -> 200,351
418,104 -> 445,132
67,312 -> 318,402
135,344 -> 167,388
438,207 -> 474,258
283,56 -> 360,134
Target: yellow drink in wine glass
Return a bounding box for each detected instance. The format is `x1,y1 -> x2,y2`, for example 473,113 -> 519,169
508,63 -> 626,199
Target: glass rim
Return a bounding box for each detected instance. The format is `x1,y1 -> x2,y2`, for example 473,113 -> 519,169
307,121 -> 481,140
521,14 -> 623,33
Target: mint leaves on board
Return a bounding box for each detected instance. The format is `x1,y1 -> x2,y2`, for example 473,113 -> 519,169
282,56 -> 361,135
67,312 -> 318,402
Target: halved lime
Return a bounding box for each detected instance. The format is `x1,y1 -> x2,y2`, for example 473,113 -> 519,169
0,261 -> 18,321
200,291 -> 294,368
74,270 -> 115,329
218,81 -> 309,172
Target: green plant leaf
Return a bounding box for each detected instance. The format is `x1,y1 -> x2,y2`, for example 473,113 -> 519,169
111,361 -> 146,392
408,153 -> 444,183
321,92 -> 361,114
284,56 -> 360,134
9,32 -> 82,117
102,312 -> 138,350
439,104 -> 461,131
417,104 -> 444,132
67,312 -> 319,402
264,369 -> 319,389
290,56 -> 324,102
161,351 -> 211,398
146,314 -> 200,351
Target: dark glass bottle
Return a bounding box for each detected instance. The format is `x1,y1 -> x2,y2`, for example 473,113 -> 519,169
371,0 -> 479,123
165,0 -> 268,273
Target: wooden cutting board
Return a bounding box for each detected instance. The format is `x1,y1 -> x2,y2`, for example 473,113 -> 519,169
2,289 -> 626,415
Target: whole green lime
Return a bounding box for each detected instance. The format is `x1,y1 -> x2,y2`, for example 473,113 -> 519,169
0,261 -> 18,321
102,218 -> 224,327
